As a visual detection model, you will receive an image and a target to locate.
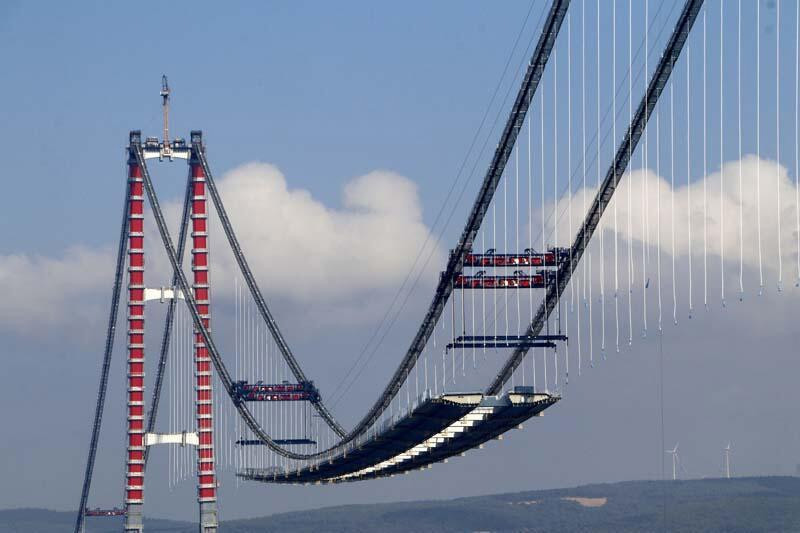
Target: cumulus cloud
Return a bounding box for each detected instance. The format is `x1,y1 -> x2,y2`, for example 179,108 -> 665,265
0,246 -> 113,335
543,155 -> 800,278
203,163 -> 437,301
7,155 -> 794,338
0,163 -> 443,335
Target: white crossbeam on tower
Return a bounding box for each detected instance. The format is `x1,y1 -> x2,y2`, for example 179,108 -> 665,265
144,431 -> 199,447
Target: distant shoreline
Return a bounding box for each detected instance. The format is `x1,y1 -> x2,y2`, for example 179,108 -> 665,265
5,476 -> 800,532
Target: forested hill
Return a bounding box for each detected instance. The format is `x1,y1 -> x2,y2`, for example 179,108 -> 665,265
5,476 -> 800,532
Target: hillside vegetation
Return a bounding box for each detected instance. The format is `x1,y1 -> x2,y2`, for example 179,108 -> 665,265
4,476 -> 800,532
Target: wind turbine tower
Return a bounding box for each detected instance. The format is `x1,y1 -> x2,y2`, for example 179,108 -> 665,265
666,443 -> 679,481
724,442 -> 732,479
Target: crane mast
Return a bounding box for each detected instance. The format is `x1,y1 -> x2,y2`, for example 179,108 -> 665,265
160,75 -> 171,157
160,76 -> 169,145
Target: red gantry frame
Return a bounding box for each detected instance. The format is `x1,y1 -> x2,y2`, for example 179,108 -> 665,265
454,270 -> 556,289
233,380 -> 320,403
462,247 -> 568,268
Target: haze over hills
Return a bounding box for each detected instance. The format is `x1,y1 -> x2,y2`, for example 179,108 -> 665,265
5,476 -> 800,532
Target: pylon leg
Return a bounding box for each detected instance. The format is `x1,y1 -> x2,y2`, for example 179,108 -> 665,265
125,145 -> 146,532
190,133 -> 218,531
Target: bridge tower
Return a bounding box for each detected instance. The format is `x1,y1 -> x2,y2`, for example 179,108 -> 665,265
120,130 -> 218,532
73,78 -> 220,533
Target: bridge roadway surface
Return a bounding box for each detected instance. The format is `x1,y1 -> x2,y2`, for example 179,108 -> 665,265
239,389 -> 558,484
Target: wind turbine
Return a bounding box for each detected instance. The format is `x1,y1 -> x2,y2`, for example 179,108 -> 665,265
724,442 -> 732,479
666,443 -> 679,480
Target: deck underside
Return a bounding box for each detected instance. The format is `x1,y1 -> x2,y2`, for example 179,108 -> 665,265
238,389 -> 559,485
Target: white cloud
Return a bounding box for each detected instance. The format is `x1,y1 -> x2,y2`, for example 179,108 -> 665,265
0,246 -> 113,335
204,164 -> 438,302
544,155 -> 800,280
6,155 -> 795,338
0,163 -> 444,335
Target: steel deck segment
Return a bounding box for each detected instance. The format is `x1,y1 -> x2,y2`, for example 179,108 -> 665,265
445,342 -> 556,350
238,396 -> 478,484
455,335 -> 568,342
362,394 -> 559,482
276,399 -> 472,482
240,392 -> 558,485
85,508 -> 126,517
327,393 -> 558,483
237,439 -> 317,446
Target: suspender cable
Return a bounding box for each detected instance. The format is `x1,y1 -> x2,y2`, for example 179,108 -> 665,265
451,291 -> 456,384
757,0 -> 764,294
566,10 -> 572,383
687,39 -> 693,318
776,0 -> 783,292
703,11 -> 708,308
686,38 -> 694,318
627,0 -> 633,347
504,142 -> 509,347
554,41 -> 560,346
541,68 -> 547,387
670,75 -> 677,325
424,344 -> 428,396
471,278 -> 476,370
720,0 -> 726,305
528,66 -> 534,381
442,348 -> 446,392
569,10 -> 574,314
553,40 -> 560,389
613,0 -> 620,353
460,276 -> 466,377
739,0 -> 745,298
796,0 -> 800,286
516,140 -> 522,381
589,251 -> 593,368
488,0 -> 705,395
168,302 -> 173,487
580,0 -> 586,373
658,112 -> 663,332
482,226 -> 487,359
643,0 -> 649,337
598,0 -> 606,356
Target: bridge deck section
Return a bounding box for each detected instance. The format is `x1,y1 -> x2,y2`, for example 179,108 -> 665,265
239,390 -> 558,484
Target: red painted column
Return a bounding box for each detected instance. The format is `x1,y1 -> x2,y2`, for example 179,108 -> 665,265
125,146 -> 145,532
190,133 -> 218,531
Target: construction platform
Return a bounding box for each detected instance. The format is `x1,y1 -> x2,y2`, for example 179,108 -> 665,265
238,388 -> 558,484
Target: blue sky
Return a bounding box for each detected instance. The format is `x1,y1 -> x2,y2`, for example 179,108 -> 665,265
2,0 -> 800,524
0,1 -> 534,254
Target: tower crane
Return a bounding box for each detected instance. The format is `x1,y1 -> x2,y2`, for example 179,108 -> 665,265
160,75 -> 170,151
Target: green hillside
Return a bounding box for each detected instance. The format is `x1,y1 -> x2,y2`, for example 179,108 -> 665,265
5,476 -> 800,532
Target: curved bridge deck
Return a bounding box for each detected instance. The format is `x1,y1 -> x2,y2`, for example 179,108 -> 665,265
239,388 -> 559,484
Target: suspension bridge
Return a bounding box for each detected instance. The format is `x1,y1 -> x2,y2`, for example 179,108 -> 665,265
74,0 -> 800,530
